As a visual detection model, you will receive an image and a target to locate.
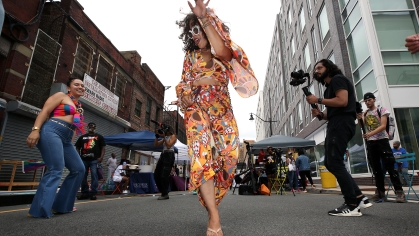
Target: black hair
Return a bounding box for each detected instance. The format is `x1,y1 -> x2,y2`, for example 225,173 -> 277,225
176,13 -> 229,53
67,76 -> 81,87
298,149 -> 305,155
312,59 -> 343,85
88,122 -> 96,126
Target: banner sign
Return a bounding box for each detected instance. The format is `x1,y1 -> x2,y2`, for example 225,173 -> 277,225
83,74 -> 119,116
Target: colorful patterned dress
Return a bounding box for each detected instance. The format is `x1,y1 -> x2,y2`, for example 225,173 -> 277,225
175,8 -> 258,207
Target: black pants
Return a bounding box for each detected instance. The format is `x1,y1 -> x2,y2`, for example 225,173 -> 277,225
325,116 -> 362,205
154,151 -> 175,196
367,139 -> 402,192
298,170 -> 313,190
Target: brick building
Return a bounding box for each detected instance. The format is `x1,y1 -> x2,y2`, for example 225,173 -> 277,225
0,0 -> 182,187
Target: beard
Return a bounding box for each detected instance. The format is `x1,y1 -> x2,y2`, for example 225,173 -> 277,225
313,70 -> 328,85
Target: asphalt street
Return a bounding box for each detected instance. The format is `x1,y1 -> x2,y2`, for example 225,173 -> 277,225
0,190 -> 417,236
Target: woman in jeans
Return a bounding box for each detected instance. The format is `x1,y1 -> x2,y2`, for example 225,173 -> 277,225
26,77 -> 86,218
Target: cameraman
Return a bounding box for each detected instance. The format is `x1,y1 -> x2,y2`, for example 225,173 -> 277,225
306,59 -> 371,216
153,125 -> 177,200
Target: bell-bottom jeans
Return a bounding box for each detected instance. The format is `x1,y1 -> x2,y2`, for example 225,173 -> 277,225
29,118 -> 85,218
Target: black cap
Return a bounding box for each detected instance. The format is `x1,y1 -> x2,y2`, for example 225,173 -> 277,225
363,92 -> 375,100
88,122 -> 96,127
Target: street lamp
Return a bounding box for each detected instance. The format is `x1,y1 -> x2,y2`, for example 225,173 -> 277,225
249,112 -> 277,137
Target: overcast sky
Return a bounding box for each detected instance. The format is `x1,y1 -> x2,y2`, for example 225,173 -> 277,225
77,0 -> 282,141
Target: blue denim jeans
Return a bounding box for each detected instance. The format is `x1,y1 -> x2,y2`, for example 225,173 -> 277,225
81,159 -> 98,195
29,118 -> 85,218
287,171 -> 298,190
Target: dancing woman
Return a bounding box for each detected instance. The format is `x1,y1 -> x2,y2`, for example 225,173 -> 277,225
26,77 -> 86,218
175,0 -> 258,234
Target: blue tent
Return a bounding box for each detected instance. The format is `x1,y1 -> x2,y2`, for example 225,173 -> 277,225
103,130 -> 178,152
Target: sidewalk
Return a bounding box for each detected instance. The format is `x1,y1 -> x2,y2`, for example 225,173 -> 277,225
306,184 -> 419,203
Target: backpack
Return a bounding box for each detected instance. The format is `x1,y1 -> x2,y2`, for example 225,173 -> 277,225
364,106 -> 395,140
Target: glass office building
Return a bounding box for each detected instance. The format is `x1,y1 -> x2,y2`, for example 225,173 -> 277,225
260,0 -> 419,176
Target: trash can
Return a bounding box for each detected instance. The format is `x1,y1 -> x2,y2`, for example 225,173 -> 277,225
319,166 -> 337,188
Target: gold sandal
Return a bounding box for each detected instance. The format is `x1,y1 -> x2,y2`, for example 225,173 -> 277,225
207,227 -> 223,236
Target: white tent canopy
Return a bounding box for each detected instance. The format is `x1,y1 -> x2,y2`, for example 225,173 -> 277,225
141,139 -> 189,164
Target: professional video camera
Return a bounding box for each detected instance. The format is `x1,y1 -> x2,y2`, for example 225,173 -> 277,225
290,69 -> 323,120
290,69 -> 310,86
151,120 -> 171,135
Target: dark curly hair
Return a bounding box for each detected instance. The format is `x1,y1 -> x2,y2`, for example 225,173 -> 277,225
176,13 -> 230,53
312,59 -> 343,85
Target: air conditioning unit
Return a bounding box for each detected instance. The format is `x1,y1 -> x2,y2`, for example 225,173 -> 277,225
6,100 -> 41,118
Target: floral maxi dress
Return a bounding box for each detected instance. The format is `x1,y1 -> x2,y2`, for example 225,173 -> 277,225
175,8 -> 258,207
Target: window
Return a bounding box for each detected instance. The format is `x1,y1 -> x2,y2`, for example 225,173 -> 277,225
282,99 -> 285,116
155,107 -> 160,128
309,84 -> 316,119
145,97 -> 152,126
295,24 -> 299,49
373,11 -> 419,50
288,8 -> 292,27
355,71 -> 377,101
291,37 -> 295,57
298,102 -> 303,125
369,0 -> 413,11
311,27 -> 319,61
328,52 -> 335,63
385,65 -> 419,85
135,100 -> 142,117
299,6 -> 306,33
290,113 -> 294,135
318,4 -> 331,47
303,43 -> 311,70
114,73 -> 126,110
343,3 -> 361,36
347,20 -> 369,71
96,56 -> 113,89
72,39 -> 93,80
307,0 -> 312,18
353,58 -> 373,83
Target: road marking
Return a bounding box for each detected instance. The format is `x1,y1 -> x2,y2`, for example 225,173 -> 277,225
0,197 -> 127,214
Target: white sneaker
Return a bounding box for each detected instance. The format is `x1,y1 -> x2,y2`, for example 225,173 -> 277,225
123,190 -> 128,194
328,204 -> 362,217
358,196 -> 373,209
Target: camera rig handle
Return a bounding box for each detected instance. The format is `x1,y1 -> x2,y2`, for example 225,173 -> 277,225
302,86 -> 323,120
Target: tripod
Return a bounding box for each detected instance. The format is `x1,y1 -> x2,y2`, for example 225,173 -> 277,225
232,141 -> 257,195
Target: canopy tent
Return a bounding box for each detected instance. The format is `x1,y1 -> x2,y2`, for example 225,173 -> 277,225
103,130 -> 178,153
251,135 -> 316,154
142,140 -> 189,164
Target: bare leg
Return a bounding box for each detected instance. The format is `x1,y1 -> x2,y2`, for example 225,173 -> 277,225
199,179 -> 221,232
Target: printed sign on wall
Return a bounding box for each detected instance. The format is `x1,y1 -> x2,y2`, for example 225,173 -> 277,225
83,74 -> 119,116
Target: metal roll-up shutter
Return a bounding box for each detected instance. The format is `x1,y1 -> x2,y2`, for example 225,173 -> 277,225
70,108 -> 125,180
0,114 -> 43,190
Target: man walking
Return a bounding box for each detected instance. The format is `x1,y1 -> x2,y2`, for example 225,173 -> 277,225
306,59 -> 372,216
357,94 -> 406,203
76,122 -> 106,200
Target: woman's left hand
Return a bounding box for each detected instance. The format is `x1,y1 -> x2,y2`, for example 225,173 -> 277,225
188,0 -> 210,18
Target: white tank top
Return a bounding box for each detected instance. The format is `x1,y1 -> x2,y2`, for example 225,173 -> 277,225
162,136 -> 174,151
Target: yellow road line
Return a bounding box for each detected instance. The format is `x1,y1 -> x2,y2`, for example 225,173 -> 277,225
0,197 -> 128,214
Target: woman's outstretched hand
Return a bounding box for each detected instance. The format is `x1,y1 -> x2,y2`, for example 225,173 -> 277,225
188,0 -> 210,17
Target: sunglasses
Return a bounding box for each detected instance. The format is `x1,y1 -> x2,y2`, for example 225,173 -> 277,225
189,25 -> 201,36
